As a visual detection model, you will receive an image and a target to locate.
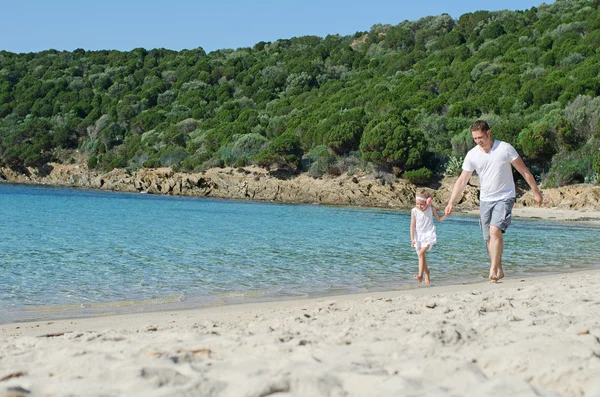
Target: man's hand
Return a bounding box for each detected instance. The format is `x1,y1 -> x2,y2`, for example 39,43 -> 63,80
445,170 -> 471,217
444,203 -> 453,216
534,191 -> 543,206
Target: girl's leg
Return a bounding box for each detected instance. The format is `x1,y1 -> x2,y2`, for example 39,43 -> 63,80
421,247 -> 431,285
414,245 -> 430,284
413,248 -> 424,283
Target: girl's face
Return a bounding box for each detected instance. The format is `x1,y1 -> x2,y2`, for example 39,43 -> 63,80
415,197 -> 428,210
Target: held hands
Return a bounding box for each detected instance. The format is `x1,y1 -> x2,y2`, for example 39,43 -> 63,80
444,203 -> 453,216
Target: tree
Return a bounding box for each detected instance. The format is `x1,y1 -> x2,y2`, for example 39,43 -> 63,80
324,121 -> 363,154
360,115 -> 427,171
518,123 -> 557,163
254,131 -> 303,171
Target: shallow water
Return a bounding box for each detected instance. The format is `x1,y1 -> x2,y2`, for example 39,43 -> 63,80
1,183 -> 598,323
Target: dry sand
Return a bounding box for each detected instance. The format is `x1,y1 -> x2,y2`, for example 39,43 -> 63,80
463,206 -> 600,226
1,269 -> 600,397
505,206 -> 600,225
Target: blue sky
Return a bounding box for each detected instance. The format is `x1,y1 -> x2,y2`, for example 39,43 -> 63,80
1,0 -> 554,54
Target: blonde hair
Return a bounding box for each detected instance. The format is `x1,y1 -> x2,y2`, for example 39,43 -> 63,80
416,189 -> 430,199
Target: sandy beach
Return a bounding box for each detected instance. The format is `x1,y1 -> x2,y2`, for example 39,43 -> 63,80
1,268 -> 599,397
490,206 -> 600,226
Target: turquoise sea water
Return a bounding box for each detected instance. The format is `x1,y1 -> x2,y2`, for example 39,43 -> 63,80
1,183 -> 599,324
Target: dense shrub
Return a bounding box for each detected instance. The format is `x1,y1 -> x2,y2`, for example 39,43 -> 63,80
87,155 -> 98,169
593,151 -> 600,184
443,156 -> 464,177
450,130 -> 474,157
403,167 -> 433,185
306,145 -> 335,178
253,132 -> 303,171
518,123 -> 557,163
252,149 -> 283,168
543,158 -> 594,187
360,115 -> 427,171
323,121 -> 362,155
218,133 -> 269,166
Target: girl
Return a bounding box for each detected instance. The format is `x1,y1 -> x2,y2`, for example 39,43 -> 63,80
410,189 -> 448,285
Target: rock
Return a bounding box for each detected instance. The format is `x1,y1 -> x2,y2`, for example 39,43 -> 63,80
1,386 -> 30,397
2,163 -> 599,212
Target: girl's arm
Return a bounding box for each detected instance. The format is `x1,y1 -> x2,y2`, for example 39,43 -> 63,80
410,209 -> 416,247
432,206 -> 449,222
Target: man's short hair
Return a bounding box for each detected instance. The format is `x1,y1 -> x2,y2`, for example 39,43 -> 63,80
470,120 -> 490,132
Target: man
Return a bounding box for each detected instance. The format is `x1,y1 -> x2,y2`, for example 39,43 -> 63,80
445,120 -> 543,282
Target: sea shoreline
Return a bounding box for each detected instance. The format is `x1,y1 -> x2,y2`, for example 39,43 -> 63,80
0,268 -> 572,329
3,174 -> 600,226
3,163 -> 600,216
1,269 -> 599,396
0,268 -> 592,332
1,267 -> 592,326
2,257 -> 596,327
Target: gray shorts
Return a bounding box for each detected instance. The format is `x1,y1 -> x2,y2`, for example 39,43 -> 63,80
479,198 -> 515,241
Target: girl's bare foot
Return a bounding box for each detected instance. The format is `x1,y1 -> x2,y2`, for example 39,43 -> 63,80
424,272 -> 431,285
413,274 -> 423,283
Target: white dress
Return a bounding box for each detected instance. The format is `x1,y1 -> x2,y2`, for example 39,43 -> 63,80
412,206 -> 437,252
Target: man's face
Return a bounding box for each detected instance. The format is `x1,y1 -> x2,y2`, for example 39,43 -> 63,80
471,129 -> 491,147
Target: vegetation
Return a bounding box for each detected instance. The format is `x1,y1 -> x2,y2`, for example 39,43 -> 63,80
1,0 -> 600,185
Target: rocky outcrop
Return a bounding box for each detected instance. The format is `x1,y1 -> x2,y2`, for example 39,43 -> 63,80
519,183 -> 600,210
1,163 -> 599,211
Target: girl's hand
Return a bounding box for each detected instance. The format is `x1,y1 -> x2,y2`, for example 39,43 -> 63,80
411,240 -> 415,248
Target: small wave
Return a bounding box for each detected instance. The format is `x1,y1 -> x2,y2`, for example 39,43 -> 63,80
23,302 -> 86,313
217,289 -> 277,299
21,294 -> 185,313
83,294 -> 185,309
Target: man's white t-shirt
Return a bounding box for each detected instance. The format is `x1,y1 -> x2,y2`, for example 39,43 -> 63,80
462,140 -> 519,202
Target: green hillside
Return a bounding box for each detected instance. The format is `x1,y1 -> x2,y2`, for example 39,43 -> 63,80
1,0 -> 599,187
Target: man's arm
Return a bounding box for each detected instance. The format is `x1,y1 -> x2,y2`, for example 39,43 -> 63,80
511,156 -> 543,206
445,169 -> 473,216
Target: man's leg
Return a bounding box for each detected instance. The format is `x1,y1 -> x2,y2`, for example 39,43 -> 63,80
487,226 -> 504,282
479,201 -> 494,280
487,198 -> 514,282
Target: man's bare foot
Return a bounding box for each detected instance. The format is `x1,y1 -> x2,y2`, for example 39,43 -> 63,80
489,272 -> 498,283
424,272 -> 431,285
497,269 -> 504,280
413,274 -> 423,283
